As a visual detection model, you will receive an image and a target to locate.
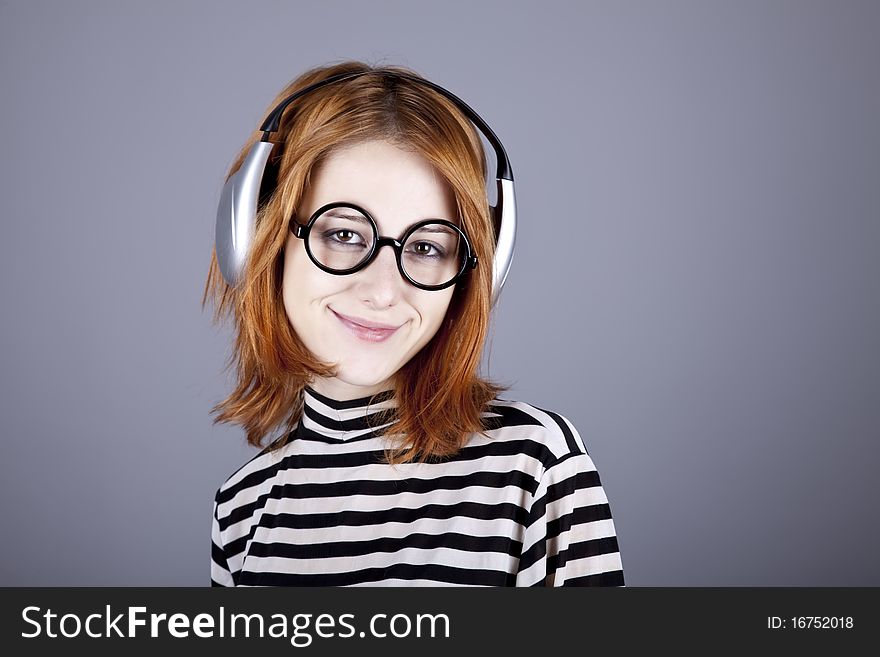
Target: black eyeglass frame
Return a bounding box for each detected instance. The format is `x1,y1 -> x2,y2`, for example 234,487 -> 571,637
289,201 -> 479,291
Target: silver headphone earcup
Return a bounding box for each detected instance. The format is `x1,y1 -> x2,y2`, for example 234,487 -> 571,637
490,178 -> 516,309
215,141 -> 276,287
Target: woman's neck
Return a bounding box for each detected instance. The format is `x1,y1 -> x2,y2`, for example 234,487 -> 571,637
306,376 -> 395,403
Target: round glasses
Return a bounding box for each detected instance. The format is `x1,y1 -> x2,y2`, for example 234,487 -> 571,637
289,202 -> 478,291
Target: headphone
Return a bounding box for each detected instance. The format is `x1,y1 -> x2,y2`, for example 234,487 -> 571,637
215,69 -> 516,308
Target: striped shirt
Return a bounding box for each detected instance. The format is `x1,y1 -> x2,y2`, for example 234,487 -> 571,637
211,386 -> 625,586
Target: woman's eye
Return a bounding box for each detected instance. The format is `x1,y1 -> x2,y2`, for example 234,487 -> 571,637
323,229 -> 365,246
409,241 -> 444,258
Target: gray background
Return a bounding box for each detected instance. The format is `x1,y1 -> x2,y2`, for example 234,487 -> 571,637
1,0 -> 877,586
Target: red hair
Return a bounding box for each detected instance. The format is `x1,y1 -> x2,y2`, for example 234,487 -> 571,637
202,60 -> 510,464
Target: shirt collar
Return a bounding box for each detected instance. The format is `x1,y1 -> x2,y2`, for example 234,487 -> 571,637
299,384 -> 398,442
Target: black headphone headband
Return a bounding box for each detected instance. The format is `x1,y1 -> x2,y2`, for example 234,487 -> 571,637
259,69 -> 513,181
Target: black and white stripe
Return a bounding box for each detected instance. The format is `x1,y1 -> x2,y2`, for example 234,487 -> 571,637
211,386 -> 625,587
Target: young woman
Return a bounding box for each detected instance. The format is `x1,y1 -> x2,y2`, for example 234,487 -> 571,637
204,61 -> 625,586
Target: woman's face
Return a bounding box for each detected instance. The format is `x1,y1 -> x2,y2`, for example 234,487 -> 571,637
282,139 -> 458,401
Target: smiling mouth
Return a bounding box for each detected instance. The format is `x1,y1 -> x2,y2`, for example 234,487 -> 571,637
330,309 -> 402,343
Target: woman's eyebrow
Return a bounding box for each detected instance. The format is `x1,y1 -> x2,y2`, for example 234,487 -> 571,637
411,224 -> 456,235
324,207 -> 458,234
325,209 -> 371,224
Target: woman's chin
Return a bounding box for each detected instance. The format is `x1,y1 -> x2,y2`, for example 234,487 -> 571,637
325,364 -> 394,391
339,374 -> 392,391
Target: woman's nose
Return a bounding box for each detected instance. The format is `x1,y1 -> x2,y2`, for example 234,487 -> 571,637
355,243 -> 404,305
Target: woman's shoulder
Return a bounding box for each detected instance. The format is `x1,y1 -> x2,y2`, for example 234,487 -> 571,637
213,434 -> 294,504
482,395 -> 592,467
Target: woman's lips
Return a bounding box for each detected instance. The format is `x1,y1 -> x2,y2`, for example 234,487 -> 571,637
331,309 -> 401,343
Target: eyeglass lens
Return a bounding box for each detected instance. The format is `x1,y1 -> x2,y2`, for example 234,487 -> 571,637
308,206 -> 466,287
